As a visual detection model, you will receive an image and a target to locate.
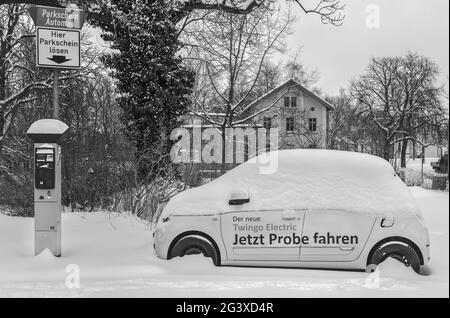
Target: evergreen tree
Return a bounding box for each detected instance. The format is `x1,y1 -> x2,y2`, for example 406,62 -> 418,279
98,0 -> 194,177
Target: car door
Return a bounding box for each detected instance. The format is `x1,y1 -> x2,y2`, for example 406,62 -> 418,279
221,209 -> 305,261
300,209 -> 377,262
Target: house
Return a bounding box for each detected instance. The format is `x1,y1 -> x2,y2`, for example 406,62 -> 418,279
178,79 -> 334,184
242,79 -> 335,150
182,79 -> 334,151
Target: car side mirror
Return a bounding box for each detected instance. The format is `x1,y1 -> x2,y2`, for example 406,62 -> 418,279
229,188 -> 250,206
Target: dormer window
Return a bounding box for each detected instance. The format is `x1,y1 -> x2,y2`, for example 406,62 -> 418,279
291,97 -> 297,107
284,96 -> 297,108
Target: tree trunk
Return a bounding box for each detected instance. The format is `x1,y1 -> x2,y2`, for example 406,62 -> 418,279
0,111 -> 4,158
401,138 -> 408,168
221,125 -> 227,175
0,67 -> 5,158
159,114 -> 168,155
383,139 -> 391,161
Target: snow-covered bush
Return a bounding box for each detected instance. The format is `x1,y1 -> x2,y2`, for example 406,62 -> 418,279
130,176 -> 183,223
0,163 -> 33,217
397,168 -> 424,187
397,167 -> 449,191
105,145 -> 187,223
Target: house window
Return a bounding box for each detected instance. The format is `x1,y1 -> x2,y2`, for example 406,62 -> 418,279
284,96 -> 297,108
291,97 -> 297,107
286,117 -> 295,132
263,117 -> 272,129
309,118 -> 317,132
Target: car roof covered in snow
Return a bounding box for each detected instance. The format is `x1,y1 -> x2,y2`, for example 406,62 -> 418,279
161,150 -> 421,219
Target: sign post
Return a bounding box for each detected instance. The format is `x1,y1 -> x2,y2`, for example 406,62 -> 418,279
53,69 -> 60,119
30,4 -> 84,119
28,4 -> 84,256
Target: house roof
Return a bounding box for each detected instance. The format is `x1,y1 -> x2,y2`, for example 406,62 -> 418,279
245,79 -> 335,111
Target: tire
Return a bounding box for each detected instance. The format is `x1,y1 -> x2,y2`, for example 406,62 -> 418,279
170,235 -> 221,266
369,242 -> 421,274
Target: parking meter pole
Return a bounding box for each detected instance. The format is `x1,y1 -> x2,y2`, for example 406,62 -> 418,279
53,69 -> 59,120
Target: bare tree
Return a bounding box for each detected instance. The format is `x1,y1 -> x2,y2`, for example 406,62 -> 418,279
393,52 -> 446,167
2,1 -> 346,34
178,0 -> 345,26
352,57 -> 400,160
283,50 -> 320,88
183,3 -> 295,166
0,3 -> 118,215
326,89 -> 370,151
0,4 -> 53,158
253,60 -> 283,94
0,4 -> 99,157
352,53 -> 447,164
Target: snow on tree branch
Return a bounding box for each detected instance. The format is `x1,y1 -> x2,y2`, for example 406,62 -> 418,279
1,0 -> 345,26
182,0 -> 345,25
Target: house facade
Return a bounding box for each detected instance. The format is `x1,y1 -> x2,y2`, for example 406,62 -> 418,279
182,79 -> 334,152
243,79 -> 334,150
178,79 -> 334,184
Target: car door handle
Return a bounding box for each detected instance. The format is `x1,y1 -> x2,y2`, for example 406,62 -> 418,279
339,246 -> 355,252
281,212 -> 297,220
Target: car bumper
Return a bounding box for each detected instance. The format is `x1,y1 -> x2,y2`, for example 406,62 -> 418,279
420,225 -> 431,265
423,242 -> 431,265
154,225 -> 171,260
426,246 -> 431,264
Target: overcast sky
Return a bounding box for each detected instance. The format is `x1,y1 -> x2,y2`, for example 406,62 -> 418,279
89,0 -> 449,98
282,0 -> 449,96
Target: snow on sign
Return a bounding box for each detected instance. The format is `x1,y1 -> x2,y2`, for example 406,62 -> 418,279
36,28 -> 81,69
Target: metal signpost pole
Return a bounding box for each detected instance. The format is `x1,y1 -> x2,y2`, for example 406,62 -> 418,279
28,4 -> 85,257
53,69 -> 59,119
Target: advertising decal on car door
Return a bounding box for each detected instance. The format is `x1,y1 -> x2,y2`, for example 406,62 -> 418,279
221,209 -> 372,263
300,210 -> 377,262
221,210 -> 306,261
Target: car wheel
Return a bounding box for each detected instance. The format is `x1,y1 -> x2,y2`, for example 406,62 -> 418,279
369,242 -> 421,274
170,235 -> 221,266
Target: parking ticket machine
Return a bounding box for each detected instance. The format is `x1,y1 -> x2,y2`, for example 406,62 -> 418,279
27,119 -> 69,257
35,147 -> 56,190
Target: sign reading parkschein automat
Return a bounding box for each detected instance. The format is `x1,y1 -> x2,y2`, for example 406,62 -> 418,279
29,5 -> 86,30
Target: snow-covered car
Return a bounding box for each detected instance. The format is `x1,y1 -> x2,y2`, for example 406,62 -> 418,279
154,150 -> 430,274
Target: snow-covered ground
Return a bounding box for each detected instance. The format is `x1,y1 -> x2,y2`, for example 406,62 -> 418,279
0,187 -> 448,298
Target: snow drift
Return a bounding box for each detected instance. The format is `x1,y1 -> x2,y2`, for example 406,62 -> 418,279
162,150 -> 422,218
